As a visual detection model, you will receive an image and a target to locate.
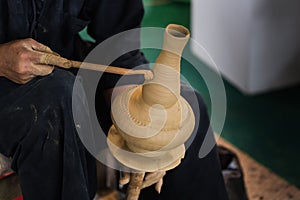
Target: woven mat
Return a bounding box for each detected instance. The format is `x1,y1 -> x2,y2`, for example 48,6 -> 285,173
217,136 -> 300,200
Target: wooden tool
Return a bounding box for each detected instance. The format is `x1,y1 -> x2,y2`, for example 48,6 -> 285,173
41,54 -> 154,80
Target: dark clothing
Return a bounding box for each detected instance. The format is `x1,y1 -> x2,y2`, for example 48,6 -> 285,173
0,0 -> 147,89
140,84 -> 229,200
0,69 -> 97,200
0,0 -> 144,58
0,0 -> 229,199
0,70 -> 228,200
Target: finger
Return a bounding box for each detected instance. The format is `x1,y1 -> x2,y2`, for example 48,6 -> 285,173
119,172 -> 130,185
141,171 -> 166,189
31,64 -> 54,76
10,75 -> 33,84
155,178 -> 163,194
20,75 -> 35,84
38,53 -> 72,68
144,171 -> 165,181
30,40 -> 60,56
13,74 -> 35,84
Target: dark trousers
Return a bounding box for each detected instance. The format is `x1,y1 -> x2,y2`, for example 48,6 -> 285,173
0,68 -> 228,200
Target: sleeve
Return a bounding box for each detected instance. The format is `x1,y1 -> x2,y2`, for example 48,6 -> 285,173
85,0 -> 149,89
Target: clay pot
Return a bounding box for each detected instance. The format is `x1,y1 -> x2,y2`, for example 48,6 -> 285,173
107,24 -> 195,172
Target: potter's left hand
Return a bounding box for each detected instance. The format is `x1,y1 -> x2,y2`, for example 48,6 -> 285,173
120,171 -> 166,193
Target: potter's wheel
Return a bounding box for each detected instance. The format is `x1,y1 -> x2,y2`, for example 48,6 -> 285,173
107,125 -> 185,172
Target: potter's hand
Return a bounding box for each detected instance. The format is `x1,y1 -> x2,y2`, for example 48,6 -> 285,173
120,171 -> 166,193
0,38 -> 69,84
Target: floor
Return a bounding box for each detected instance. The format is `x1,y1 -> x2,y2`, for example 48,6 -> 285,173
217,137 -> 300,200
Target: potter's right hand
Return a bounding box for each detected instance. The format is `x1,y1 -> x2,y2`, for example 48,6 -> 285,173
0,38 -> 59,84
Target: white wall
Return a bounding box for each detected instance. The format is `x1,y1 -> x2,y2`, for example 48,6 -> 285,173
191,0 -> 300,94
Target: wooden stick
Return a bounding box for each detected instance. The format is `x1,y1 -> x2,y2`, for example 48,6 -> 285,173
126,172 -> 145,200
70,61 -> 153,80
41,54 -> 153,80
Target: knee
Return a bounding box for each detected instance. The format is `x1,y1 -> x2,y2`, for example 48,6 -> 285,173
181,85 -> 211,149
27,68 -> 78,108
40,68 -> 75,99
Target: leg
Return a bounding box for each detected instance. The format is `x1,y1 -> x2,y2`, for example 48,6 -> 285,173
0,68 -> 96,200
139,84 -> 229,200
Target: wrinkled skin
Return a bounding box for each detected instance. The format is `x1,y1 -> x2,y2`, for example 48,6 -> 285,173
120,171 -> 166,194
0,38 -> 68,84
